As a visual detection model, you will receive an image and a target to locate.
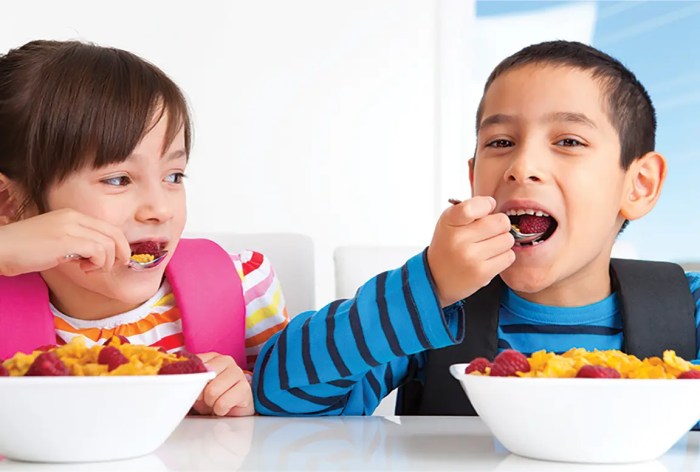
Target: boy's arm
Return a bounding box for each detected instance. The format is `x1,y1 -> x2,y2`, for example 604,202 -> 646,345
688,272 -> 700,358
253,250 -> 464,415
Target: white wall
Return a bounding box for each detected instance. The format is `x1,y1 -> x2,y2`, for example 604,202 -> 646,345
1,1 -> 600,310
1,0 -> 454,308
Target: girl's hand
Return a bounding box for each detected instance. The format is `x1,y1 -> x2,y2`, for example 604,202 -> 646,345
192,353 -> 254,417
0,208 -> 131,276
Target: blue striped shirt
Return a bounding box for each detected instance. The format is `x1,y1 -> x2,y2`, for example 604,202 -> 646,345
254,251 -> 700,415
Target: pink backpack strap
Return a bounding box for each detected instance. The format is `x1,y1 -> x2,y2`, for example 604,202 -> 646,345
0,273 -> 55,359
165,238 -> 247,368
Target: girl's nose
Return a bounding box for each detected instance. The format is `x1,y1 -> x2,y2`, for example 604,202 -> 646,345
135,185 -> 174,223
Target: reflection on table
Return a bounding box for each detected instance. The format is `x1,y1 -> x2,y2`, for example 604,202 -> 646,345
2,416 -> 700,471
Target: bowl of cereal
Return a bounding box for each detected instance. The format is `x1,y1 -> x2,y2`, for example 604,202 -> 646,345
450,349 -> 700,464
0,337 -> 214,463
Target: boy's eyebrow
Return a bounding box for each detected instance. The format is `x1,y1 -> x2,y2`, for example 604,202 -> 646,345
478,113 -> 514,130
478,112 -> 597,130
544,112 -> 597,129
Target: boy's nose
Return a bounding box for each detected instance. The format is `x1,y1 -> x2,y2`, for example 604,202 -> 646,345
504,152 -> 546,184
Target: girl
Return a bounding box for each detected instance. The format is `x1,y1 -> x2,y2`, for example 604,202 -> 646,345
0,40 -> 288,416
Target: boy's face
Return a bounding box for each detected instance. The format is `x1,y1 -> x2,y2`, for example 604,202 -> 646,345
470,64 -> 629,302
41,111 -> 187,317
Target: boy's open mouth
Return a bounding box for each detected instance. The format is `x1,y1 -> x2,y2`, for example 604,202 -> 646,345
130,241 -> 167,263
506,209 -> 558,247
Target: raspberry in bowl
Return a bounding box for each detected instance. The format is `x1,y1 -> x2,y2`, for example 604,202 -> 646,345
0,338 -> 214,462
450,348 -> 700,464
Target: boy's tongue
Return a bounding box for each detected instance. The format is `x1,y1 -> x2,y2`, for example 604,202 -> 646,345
130,241 -> 161,257
518,215 -> 551,234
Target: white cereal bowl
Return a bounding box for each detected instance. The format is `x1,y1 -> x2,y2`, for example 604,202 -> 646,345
450,363 -> 700,464
0,371 -> 215,463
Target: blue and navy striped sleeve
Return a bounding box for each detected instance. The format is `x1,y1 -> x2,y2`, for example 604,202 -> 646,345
253,250 -> 465,415
687,272 -> 700,359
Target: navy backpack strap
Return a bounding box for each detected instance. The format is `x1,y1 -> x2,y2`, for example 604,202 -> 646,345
611,258 -> 696,360
395,277 -> 503,415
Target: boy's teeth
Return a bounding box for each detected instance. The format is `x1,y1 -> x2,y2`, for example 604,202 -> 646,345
505,208 -> 550,218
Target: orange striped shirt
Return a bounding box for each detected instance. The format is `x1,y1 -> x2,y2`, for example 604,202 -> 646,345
52,251 -> 289,371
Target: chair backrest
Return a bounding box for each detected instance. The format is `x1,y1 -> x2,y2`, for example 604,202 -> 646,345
333,245 -> 423,299
679,262 -> 700,272
184,232 -> 315,316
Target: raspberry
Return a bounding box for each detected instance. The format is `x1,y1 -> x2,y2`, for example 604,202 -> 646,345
490,349 -> 530,377
465,357 -> 492,374
25,352 -> 69,376
35,344 -> 57,352
159,353 -> 207,375
130,241 -> 161,256
576,365 -> 621,378
103,335 -> 130,346
0,363 -> 8,376
98,346 -> 129,372
518,215 -> 551,234
678,370 -> 700,379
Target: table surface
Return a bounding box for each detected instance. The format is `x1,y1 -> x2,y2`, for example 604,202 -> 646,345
2,416 -> 700,471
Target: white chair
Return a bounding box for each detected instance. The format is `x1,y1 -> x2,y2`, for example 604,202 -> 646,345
334,245 -> 424,299
334,245 -> 423,416
184,232 -> 315,316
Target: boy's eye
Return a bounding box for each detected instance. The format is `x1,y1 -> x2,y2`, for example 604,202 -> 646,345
486,139 -> 513,148
164,172 -> 186,184
101,176 -> 131,186
556,138 -> 584,147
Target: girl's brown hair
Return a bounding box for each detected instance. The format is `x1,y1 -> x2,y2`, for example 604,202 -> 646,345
0,40 -> 192,215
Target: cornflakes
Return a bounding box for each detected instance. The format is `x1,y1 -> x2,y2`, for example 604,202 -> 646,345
469,348 -> 700,379
1,337 -> 192,376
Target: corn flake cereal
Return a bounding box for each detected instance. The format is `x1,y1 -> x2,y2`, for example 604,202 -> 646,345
1,337 -> 184,376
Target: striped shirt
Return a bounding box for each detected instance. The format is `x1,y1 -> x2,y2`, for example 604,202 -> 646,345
253,251 -> 700,415
53,251 -> 288,372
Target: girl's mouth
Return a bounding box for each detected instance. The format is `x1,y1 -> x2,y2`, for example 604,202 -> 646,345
506,209 -> 558,247
129,241 -> 167,263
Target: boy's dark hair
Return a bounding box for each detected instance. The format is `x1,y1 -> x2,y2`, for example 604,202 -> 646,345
0,40 -> 192,216
476,40 -> 656,171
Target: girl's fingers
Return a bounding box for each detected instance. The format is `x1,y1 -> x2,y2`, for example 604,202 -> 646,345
211,381 -> 252,416
202,365 -> 243,407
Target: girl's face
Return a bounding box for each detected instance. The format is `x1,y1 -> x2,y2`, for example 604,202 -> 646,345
41,112 -> 187,319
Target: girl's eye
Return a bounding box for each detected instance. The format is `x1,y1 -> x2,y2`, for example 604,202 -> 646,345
101,176 -> 131,186
164,172 -> 186,184
486,139 -> 513,148
556,138 -> 585,147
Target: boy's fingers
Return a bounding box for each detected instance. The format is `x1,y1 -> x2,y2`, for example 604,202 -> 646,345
444,196 -> 496,227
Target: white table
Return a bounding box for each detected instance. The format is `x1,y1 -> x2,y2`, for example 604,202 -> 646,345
1,416 -> 700,471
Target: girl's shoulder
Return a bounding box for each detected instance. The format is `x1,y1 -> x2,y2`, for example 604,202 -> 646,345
229,250 -> 275,283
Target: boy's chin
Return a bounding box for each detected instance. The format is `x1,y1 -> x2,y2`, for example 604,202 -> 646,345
499,267 -> 552,294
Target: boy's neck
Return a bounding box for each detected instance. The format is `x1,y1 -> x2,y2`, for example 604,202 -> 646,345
513,257 -> 613,308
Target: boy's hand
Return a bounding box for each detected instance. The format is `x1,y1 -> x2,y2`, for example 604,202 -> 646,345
0,208 -> 131,276
427,196 -> 515,307
192,353 -> 254,417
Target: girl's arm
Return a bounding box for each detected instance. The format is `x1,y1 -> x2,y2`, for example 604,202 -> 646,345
253,250 -> 465,415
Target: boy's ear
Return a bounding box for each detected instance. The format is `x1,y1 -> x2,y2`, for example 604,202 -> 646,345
468,157 -> 476,196
619,151 -> 666,221
0,173 -> 23,225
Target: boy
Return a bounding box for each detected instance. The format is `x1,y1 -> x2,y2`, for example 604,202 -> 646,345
254,41 -> 700,416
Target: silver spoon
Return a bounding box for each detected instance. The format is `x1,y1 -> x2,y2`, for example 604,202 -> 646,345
510,226 -> 545,244
64,251 -> 168,271
128,251 -> 168,271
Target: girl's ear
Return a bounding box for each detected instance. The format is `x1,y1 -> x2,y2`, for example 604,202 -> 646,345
0,173 -> 23,225
620,151 -> 666,221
